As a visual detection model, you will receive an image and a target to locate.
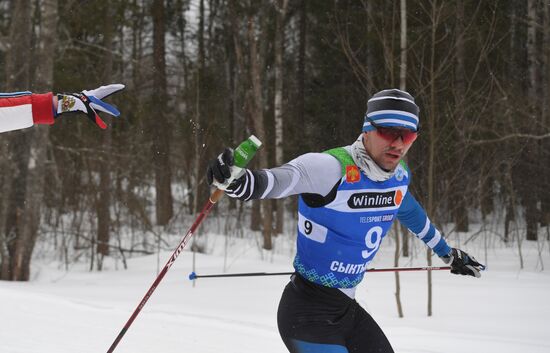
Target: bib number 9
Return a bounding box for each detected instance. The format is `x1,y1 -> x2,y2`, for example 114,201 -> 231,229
298,213 -> 328,243
304,220 -> 313,235
362,226 -> 383,259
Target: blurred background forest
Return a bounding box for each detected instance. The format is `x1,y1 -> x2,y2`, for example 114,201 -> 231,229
0,0 -> 549,281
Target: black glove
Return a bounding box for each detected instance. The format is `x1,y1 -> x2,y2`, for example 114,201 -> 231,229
206,148 -> 234,186
206,149 -> 255,201
441,248 -> 485,278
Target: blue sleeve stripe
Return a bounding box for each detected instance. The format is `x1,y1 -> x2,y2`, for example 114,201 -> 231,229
427,229 -> 442,248
398,192 -> 451,257
417,223 -> 439,247
415,219 -> 431,239
421,226 -> 451,256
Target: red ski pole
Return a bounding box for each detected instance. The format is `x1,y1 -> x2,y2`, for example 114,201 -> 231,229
107,136 -> 262,353
107,189 -> 224,353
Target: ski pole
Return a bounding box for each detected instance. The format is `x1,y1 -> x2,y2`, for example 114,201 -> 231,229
188,266 -> 452,280
107,136 -> 262,353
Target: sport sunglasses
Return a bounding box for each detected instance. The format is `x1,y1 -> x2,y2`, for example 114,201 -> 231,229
367,118 -> 419,144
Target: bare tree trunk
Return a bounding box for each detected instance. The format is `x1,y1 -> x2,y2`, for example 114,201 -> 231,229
247,12 -> 272,250
504,2 -> 519,243
426,0 -> 439,317
227,5 -> 243,214
131,0 -> 144,89
192,0 -> 210,217
394,0 -> 406,319
453,0 -> 469,232
249,199 -> 261,231
480,165 -> 494,219
0,162 -> 12,277
366,0 -> 375,95
4,0 -> 31,91
152,0 -> 173,226
228,3 -> 260,233
1,0 -> 32,281
297,0 -> 307,143
229,2 -> 246,148
193,0 -> 204,217
274,0 -> 288,235
18,0 -> 56,280
399,0 -> 407,91
229,3 -> 273,243
504,162 -> 516,243
96,1 -> 115,269
394,225 -> 404,318
34,0 -> 56,89
1,0 -> 56,281
540,1 -> 550,226
399,0 -> 408,260
228,3 -> 272,247
525,0 -> 539,241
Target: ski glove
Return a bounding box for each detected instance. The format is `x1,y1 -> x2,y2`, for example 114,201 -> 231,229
56,84 -> 124,129
206,148 -> 255,201
441,248 -> 485,278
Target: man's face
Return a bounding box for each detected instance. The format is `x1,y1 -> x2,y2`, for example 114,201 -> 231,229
362,128 -> 416,171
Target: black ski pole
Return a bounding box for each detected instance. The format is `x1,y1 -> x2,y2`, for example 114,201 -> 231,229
188,266 -> 452,280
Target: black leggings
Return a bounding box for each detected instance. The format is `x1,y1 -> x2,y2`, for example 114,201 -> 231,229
277,274 -> 394,353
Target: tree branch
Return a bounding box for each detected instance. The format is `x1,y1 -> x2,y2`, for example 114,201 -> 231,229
470,133 -> 550,146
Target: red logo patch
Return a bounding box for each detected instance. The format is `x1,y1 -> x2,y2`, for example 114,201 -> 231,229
346,165 -> 360,183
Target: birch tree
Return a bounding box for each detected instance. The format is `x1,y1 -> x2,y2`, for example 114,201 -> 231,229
524,0 -> 539,241
229,1 -> 273,249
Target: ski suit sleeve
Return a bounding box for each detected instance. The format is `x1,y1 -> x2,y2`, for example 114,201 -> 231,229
0,92 -> 55,133
397,191 -> 452,257
243,152 -> 342,200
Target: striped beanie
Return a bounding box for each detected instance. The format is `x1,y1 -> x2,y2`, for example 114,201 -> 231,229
363,89 -> 419,132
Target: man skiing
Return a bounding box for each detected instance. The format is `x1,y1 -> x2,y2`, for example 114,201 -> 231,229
207,88 -> 484,353
0,84 -> 124,133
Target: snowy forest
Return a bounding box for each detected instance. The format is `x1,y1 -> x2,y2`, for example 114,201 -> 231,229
1,1 -> 549,352
1,0 -> 548,278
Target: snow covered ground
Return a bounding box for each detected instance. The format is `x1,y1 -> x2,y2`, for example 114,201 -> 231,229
1,232 -> 549,353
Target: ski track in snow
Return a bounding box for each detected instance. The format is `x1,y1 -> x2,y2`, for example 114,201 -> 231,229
1,285 -> 272,334
148,308 -> 276,333
1,242 -> 550,353
394,327 -> 550,351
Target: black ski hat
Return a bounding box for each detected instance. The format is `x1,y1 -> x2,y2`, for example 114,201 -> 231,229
363,89 -> 419,132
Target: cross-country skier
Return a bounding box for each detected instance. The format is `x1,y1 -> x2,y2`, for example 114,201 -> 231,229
207,88 -> 484,353
0,84 -> 124,133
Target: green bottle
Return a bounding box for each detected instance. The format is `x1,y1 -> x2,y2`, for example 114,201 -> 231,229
217,135 -> 262,190
233,135 -> 262,168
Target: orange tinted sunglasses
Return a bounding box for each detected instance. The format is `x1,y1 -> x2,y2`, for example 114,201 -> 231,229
367,119 -> 418,144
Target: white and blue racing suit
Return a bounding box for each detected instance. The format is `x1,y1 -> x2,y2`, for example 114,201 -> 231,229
241,144 -> 451,353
